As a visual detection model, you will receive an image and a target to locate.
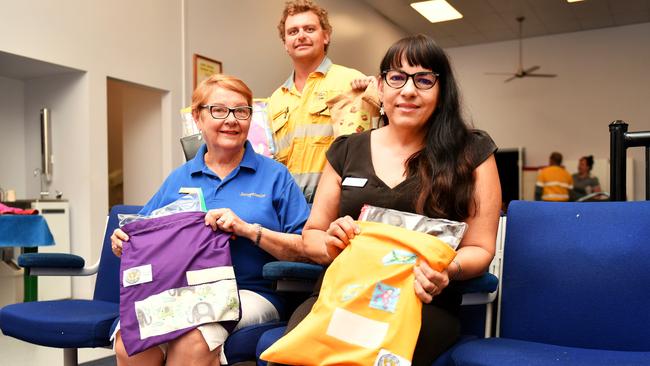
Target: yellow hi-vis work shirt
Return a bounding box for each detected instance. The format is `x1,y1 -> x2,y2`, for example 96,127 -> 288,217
261,221 -> 456,366
268,57 -> 365,202
536,165 -> 574,201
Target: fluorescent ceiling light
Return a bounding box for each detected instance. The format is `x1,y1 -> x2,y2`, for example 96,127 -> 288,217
567,0 -> 585,2
410,0 -> 463,23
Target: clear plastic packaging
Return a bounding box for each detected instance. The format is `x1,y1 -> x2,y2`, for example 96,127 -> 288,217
118,189 -> 207,227
358,204 -> 467,250
180,100 -> 275,157
180,107 -> 199,137
248,99 -> 275,157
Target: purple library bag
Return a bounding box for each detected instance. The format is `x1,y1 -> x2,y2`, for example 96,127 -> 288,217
119,211 -> 240,356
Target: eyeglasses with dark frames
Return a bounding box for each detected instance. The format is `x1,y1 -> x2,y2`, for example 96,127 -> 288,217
381,70 -> 439,90
200,105 -> 253,120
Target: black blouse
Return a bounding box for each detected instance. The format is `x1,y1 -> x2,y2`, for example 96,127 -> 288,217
326,129 -> 497,220
320,129 -> 496,313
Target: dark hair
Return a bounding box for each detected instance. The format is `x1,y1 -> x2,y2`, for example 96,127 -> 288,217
581,155 -> 594,170
380,34 -> 474,221
550,152 -> 563,165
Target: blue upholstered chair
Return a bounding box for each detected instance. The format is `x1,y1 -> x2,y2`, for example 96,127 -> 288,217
447,200 -> 650,366
256,216 -> 506,366
0,204 -> 140,366
0,205 -> 292,365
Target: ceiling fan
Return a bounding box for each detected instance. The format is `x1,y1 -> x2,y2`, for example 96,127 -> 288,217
486,16 -> 557,82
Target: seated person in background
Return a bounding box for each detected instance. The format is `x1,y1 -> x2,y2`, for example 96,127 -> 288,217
535,151 -> 573,202
274,34 -> 501,365
572,155 -> 602,201
110,74 -> 311,366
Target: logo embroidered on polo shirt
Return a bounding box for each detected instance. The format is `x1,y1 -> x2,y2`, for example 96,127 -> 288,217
240,192 -> 266,198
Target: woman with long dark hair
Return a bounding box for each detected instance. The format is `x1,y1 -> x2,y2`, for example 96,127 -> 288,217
275,34 -> 501,364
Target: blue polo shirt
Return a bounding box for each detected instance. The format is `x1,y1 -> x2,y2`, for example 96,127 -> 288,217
139,141 -> 310,316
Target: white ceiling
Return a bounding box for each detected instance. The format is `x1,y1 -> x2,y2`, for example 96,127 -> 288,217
362,0 -> 650,47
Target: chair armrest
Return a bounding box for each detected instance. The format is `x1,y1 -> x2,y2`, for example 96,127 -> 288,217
263,262 -> 499,299
263,261 -> 323,292
19,253 -> 85,268
455,273 -> 498,294
18,252 -> 99,276
455,272 -> 499,306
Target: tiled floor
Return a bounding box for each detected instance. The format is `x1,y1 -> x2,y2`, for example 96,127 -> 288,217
0,332 -> 115,366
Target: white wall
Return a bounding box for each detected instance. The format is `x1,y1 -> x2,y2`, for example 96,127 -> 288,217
0,76 -> 26,197
121,84 -> 164,205
0,0 -> 183,298
24,73 -> 87,200
446,22 -> 650,200
184,0 -> 406,101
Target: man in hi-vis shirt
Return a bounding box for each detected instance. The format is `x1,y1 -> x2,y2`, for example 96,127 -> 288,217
535,151 -> 574,201
268,0 -> 365,203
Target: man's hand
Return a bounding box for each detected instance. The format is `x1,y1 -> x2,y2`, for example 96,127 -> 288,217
350,76 -> 378,91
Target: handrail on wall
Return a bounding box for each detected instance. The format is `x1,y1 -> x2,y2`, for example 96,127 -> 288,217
609,120 -> 650,201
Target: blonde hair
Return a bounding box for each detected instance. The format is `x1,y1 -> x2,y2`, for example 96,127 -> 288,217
191,74 -> 253,120
277,0 -> 332,52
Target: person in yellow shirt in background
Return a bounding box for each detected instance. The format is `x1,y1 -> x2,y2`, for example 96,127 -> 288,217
268,0 -> 366,203
535,151 -> 574,201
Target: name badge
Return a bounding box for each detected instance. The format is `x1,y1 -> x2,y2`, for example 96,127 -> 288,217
123,264 -> 153,287
342,177 -> 368,188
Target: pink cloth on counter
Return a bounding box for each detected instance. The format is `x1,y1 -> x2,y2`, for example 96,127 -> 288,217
0,203 -> 38,215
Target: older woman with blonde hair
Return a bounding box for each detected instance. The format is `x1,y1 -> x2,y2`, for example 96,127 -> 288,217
111,74 -> 310,366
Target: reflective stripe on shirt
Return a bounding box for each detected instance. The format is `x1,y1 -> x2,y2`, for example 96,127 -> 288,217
268,60 -> 365,202
292,172 -> 322,203
536,181 -> 573,189
275,124 -> 334,153
542,193 -> 570,201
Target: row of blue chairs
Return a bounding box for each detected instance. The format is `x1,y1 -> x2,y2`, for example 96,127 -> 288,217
2,200 -> 650,365
258,200 -> 650,366
0,205 -> 287,365
435,200 -> 650,365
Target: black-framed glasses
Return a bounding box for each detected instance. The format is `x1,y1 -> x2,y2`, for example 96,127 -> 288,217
200,104 -> 253,120
381,70 -> 439,90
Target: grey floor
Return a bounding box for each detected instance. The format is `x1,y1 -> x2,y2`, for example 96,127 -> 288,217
78,357 -> 258,366
80,356 -> 116,366
77,356 -> 261,366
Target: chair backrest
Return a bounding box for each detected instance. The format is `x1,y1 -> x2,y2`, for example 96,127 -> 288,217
181,134 -> 202,161
93,205 -> 142,302
500,200 -> 650,351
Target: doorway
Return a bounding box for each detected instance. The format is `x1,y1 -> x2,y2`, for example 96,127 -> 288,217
107,78 -> 165,207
